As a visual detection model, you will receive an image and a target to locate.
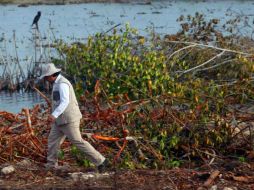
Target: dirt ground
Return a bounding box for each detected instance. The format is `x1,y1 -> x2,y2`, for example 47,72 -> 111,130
1,160 -> 254,190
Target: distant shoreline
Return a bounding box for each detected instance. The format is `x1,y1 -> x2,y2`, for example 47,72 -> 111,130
0,0 -> 152,5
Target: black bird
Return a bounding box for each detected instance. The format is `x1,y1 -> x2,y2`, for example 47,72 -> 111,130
31,11 -> 41,29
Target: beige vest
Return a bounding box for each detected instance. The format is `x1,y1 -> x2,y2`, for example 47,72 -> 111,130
52,76 -> 82,125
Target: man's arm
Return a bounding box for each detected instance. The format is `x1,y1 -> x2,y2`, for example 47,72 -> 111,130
51,83 -> 70,119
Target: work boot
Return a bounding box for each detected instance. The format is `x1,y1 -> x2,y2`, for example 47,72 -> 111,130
97,159 -> 110,173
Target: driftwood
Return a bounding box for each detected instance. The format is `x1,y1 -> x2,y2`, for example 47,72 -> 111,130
203,170 -> 220,187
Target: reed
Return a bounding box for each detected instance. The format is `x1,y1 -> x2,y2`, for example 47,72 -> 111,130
0,28 -> 52,91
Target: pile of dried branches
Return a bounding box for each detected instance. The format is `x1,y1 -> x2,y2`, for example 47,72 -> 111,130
0,85 -> 150,165
0,106 -> 49,163
0,83 -> 254,168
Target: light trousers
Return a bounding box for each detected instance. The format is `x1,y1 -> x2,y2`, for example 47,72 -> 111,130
47,120 -> 105,167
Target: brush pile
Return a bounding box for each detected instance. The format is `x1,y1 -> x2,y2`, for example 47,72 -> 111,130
1,82 -> 254,169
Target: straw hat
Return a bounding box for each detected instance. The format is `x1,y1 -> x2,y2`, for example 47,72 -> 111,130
40,63 -> 61,79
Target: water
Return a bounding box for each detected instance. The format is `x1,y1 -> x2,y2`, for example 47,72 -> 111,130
1,0 -> 254,112
1,0 -> 254,57
0,91 -> 44,113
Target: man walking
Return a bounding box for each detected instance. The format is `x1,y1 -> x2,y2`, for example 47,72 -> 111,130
40,63 -> 108,172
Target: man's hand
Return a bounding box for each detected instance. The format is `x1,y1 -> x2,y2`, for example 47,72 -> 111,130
47,115 -> 56,124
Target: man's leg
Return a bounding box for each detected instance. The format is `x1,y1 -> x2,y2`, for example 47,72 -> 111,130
61,121 -> 105,166
46,124 -> 66,167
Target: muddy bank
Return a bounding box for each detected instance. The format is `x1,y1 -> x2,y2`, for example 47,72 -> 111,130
0,0 -> 151,5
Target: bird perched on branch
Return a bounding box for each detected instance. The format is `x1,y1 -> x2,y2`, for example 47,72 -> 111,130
31,11 -> 41,30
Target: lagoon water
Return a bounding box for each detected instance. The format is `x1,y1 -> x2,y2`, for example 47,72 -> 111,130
0,91 -> 43,113
1,0 -> 254,113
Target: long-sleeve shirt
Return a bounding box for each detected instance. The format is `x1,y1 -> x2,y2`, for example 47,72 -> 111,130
51,75 -> 70,118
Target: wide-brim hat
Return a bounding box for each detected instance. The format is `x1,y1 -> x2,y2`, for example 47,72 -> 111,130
40,63 -> 61,79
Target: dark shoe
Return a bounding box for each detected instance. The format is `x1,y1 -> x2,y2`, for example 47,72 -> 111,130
98,159 -> 110,173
